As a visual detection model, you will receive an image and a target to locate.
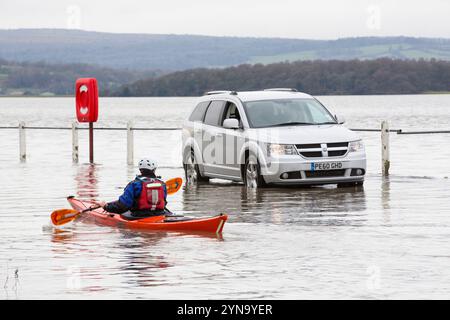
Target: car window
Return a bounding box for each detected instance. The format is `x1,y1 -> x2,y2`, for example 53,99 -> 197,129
189,101 -> 210,122
221,102 -> 241,126
308,101 -> 330,123
203,100 -> 226,126
244,99 -> 336,128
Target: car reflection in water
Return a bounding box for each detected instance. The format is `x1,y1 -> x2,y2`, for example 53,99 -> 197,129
183,180 -> 367,227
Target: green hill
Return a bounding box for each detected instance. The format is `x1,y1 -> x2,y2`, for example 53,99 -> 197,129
0,29 -> 449,70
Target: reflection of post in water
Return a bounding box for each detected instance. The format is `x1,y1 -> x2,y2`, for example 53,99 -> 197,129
126,165 -> 136,181
381,176 -> 391,222
74,163 -> 100,200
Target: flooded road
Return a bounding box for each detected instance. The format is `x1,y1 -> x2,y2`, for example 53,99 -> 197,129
1,95 -> 450,299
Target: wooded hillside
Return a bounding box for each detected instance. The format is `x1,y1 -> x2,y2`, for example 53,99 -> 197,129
117,58 -> 450,96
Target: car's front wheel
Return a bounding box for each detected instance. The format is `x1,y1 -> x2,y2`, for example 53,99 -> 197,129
244,155 -> 266,188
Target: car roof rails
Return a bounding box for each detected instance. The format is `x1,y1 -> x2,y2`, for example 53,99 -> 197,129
204,91 -> 228,95
203,90 -> 238,96
263,88 -> 298,92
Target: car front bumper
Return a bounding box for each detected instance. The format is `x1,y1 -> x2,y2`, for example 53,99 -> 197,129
260,153 -> 367,185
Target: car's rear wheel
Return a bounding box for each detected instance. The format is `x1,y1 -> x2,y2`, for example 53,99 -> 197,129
244,155 -> 266,188
184,149 -> 209,185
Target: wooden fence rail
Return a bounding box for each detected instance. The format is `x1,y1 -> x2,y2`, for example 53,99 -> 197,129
3,122 -> 450,174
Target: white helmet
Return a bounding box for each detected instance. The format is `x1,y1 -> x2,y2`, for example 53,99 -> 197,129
138,158 -> 157,171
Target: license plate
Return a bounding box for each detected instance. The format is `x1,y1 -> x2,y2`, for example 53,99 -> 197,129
310,162 -> 343,171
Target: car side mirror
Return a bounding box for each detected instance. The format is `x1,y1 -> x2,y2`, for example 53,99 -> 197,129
223,118 -> 240,129
335,114 -> 346,124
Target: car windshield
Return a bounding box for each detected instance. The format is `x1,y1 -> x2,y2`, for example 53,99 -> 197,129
243,98 -> 337,128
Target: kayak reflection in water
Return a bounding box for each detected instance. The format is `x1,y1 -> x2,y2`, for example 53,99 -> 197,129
93,158 -> 169,220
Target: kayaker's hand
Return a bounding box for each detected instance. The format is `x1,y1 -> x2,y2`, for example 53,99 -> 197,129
92,201 -> 106,208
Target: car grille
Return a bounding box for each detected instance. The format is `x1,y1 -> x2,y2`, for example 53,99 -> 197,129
305,169 -> 346,178
296,142 -> 348,158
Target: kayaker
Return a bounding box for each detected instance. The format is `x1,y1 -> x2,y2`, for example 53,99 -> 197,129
94,158 -> 168,219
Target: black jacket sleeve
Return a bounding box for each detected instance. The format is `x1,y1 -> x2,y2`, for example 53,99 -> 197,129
104,200 -> 130,214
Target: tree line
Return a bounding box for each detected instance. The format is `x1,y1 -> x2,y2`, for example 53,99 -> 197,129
116,58 -> 450,96
0,59 -> 161,96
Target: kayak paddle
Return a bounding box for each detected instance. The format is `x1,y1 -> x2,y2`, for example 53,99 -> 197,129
165,177 -> 183,195
51,205 -> 101,226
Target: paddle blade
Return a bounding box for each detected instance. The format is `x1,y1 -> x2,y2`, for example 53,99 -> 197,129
51,209 -> 80,226
166,177 -> 183,195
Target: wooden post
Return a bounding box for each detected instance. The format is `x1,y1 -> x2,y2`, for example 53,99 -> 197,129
127,121 -> 134,165
381,120 -> 390,176
19,122 -> 26,162
89,122 -> 94,163
72,121 -> 79,163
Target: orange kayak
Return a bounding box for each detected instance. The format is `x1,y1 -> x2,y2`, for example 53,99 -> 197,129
67,197 -> 227,233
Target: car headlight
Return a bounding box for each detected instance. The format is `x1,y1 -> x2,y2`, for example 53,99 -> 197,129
268,144 -> 297,156
349,140 -> 364,152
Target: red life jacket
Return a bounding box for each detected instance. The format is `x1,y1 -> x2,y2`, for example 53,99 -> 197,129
137,178 -> 166,211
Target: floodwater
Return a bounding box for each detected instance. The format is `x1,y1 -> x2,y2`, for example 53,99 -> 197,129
1,95 -> 450,299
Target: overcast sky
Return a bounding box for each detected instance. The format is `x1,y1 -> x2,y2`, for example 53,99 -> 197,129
1,0 -> 449,39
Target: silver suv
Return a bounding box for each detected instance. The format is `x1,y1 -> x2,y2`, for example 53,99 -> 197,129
182,89 -> 366,188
